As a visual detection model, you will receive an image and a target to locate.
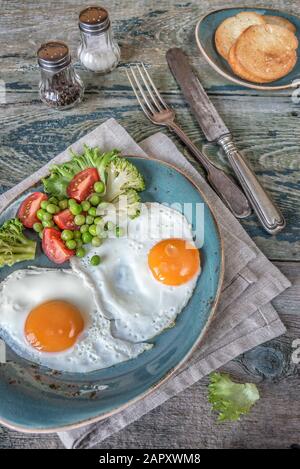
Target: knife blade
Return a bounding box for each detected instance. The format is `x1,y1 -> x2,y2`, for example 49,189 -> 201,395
166,47 -> 229,142
166,47 -> 286,234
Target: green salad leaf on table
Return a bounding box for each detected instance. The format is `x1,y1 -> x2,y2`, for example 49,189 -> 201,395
209,372 -> 260,422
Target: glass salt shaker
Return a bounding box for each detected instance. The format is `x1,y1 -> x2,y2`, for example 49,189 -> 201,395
37,41 -> 84,110
78,6 -> 120,74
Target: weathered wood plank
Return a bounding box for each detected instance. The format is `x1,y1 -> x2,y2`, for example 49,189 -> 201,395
2,92 -> 299,259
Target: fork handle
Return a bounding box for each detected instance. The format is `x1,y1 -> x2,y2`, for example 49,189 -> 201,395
168,122 -> 251,219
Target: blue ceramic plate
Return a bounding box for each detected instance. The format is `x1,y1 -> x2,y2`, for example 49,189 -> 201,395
0,157 -> 223,432
195,7 -> 300,90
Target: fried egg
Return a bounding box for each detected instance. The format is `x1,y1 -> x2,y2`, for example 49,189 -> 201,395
0,268 -> 151,373
72,203 -> 201,342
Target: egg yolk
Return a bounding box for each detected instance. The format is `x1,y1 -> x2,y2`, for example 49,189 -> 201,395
25,300 -> 84,353
148,238 -> 200,286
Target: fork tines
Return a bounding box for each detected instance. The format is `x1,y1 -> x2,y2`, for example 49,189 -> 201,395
126,64 -> 169,119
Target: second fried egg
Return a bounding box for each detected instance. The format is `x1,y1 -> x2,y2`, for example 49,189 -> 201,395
72,203 -> 201,342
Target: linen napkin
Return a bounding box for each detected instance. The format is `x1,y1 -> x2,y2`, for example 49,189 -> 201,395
9,118 -> 287,448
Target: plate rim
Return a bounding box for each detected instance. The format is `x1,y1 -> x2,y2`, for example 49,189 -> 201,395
195,6 -> 300,91
0,155 -> 224,433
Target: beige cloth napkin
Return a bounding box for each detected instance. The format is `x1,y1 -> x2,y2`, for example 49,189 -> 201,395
51,118 -> 289,448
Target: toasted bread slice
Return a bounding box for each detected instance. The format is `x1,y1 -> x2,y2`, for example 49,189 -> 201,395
215,11 -> 265,60
234,24 -> 298,82
228,44 -> 271,83
264,15 -> 296,33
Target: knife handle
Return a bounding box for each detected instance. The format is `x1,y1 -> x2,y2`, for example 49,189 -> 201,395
218,135 -> 285,234
169,122 -> 251,218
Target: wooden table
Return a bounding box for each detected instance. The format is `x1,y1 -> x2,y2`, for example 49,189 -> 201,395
0,0 -> 299,449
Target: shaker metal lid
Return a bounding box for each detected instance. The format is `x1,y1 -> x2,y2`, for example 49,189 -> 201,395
37,41 -> 71,71
79,6 -> 110,34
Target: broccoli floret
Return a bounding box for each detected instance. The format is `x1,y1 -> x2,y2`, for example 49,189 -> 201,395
0,218 -> 36,268
113,189 -> 141,219
104,157 -> 145,202
96,189 -> 141,223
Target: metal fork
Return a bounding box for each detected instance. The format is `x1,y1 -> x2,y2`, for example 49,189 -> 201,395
126,64 -> 251,219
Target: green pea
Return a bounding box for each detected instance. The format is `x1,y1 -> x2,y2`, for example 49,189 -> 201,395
94,216 -> 102,225
48,196 -> 58,205
74,230 -> 82,239
33,222 -> 43,233
74,214 -> 85,226
76,247 -> 86,258
76,239 -> 83,248
85,215 -> 94,225
116,226 -> 124,237
61,230 -> 74,241
42,212 -> 53,221
47,203 -> 59,214
37,209 -> 46,221
94,181 -> 105,194
70,204 -> 83,216
80,224 -> 89,233
68,198 -> 77,207
105,221 -> 115,231
59,199 -> 68,210
88,207 -> 97,217
66,239 -> 77,250
42,220 -> 54,228
90,194 -> 100,206
90,255 -> 101,266
89,224 -> 97,237
81,200 -> 91,212
82,232 -> 93,244
40,200 -> 49,210
92,236 -> 102,247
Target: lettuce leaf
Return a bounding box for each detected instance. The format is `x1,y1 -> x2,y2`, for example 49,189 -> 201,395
42,145 -> 120,198
43,145 -> 146,225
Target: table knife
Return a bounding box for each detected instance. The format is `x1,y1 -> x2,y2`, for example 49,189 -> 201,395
166,47 -> 285,235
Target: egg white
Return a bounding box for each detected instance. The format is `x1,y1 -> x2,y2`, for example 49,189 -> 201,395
0,268 -> 151,373
72,202 -> 200,343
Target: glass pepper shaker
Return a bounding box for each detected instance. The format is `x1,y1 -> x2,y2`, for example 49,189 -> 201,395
78,6 -> 120,74
37,41 -> 84,110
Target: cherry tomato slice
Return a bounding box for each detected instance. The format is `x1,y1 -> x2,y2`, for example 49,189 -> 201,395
67,168 -> 99,202
17,192 -> 48,228
53,209 -> 78,231
42,228 -> 74,264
